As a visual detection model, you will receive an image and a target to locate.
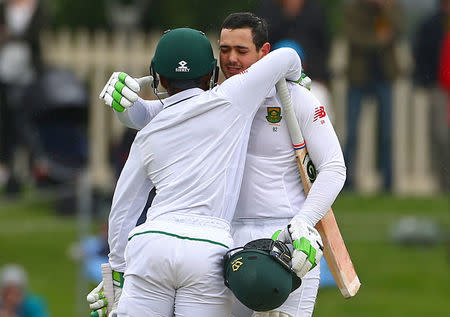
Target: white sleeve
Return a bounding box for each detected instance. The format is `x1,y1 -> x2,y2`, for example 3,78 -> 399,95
108,140 -> 154,272
114,97 -> 164,130
290,84 -> 346,227
217,47 -> 301,117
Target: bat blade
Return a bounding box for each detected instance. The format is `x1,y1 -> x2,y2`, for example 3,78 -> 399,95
315,211 -> 361,297
276,78 -> 360,298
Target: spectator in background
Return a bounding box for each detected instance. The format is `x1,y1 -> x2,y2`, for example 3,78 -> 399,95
413,0 -> 450,191
343,0 -> 403,191
80,222 -> 109,284
0,0 -> 44,195
0,264 -> 49,317
257,0 -> 332,119
257,0 -> 330,83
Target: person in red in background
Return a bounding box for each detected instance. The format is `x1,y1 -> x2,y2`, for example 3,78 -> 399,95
438,17 -> 450,122
438,27 -> 450,190
414,0 -> 450,191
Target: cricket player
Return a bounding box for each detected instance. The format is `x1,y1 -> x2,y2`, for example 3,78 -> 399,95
90,13 -> 346,317
219,13 -> 345,317
87,28 -> 323,317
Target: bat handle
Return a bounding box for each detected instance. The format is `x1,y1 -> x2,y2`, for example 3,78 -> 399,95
101,263 -> 114,313
275,79 -> 305,147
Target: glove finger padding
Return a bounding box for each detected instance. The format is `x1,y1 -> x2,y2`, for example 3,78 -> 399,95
89,297 -> 108,310
287,217 -> 324,278
87,281 -> 104,303
298,73 -> 312,90
90,307 -> 107,317
109,78 -> 139,104
291,248 -> 312,278
271,228 -> 292,244
111,72 -> 140,93
87,281 -> 108,317
99,72 -> 141,112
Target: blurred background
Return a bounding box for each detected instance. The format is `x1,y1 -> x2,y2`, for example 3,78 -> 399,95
0,0 -> 448,316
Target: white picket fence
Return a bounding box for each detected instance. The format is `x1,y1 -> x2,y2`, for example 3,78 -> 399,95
40,29 -> 438,195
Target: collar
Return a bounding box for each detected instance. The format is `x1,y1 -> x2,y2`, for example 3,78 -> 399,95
162,88 -> 204,109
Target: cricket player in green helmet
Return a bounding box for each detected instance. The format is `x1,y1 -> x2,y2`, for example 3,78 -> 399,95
92,12 -> 346,317
88,27 -> 314,317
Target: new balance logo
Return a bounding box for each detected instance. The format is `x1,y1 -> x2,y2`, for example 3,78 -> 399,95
313,106 -> 326,122
175,60 -> 190,72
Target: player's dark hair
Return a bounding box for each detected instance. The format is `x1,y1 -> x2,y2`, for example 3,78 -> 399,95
166,77 -> 203,90
221,12 -> 268,50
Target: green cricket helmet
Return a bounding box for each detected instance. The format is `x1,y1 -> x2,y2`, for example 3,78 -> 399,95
150,28 -> 217,81
223,239 -> 302,312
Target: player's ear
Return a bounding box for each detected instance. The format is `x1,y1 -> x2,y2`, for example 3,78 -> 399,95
159,76 -> 168,90
259,42 -> 271,58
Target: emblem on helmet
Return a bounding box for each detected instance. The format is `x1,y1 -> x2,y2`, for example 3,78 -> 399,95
175,60 -> 190,73
231,257 -> 243,272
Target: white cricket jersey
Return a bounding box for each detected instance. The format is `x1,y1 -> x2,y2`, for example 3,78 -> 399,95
116,83 -> 345,229
108,47 -> 301,271
235,83 -> 346,226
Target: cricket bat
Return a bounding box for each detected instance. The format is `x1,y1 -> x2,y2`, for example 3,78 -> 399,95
276,78 -> 361,298
101,263 -> 115,313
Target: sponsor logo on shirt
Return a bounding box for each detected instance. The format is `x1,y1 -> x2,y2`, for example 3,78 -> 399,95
313,106 -> 326,124
175,60 -> 190,72
266,107 -> 282,123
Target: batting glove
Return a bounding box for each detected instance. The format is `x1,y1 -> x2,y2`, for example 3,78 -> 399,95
99,72 -> 153,112
87,271 -> 124,317
298,73 -> 312,90
272,217 -> 323,278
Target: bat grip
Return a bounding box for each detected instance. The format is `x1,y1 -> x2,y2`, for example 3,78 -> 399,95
101,263 -> 114,313
275,79 -> 305,147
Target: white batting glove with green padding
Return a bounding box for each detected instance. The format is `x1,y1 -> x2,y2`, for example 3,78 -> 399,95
99,72 -> 153,112
272,217 -> 323,278
298,73 -> 312,90
290,72 -> 311,90
87,265 -> 124,317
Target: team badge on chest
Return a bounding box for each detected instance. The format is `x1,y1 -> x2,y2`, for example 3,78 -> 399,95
266,107 -> 282,123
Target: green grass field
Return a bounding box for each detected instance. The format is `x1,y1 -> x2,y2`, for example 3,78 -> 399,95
0,193 -> 448,316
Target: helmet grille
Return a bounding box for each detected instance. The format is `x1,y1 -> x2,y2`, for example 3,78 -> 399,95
243,238 -> 273,250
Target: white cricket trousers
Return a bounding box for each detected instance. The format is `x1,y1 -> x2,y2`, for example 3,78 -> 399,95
116,213 -> 233,317
231,218 -> 320,317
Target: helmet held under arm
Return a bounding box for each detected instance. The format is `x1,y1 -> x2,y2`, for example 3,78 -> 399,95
223,238 -> 302,312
